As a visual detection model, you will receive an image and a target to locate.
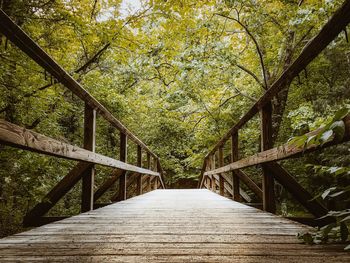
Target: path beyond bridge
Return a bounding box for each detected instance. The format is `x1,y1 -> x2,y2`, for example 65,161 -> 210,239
0,189 -> 349,262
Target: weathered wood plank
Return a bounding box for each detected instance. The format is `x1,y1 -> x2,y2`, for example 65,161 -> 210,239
0,119 -> 160,176
204,115 -> 350,176
2,190 -> 349,262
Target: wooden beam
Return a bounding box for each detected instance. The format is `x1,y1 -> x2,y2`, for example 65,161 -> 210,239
216,174 -> 251,202
0,119 -> 160,176
265,162 -> 329,219
204,115 -> 350,176
220,173 -> 252,203
231,133 -> 240,201
111,172 -> 139,201
93,169 -> 123,202
198,158 -> 208,188
156,159 -> 166,189
136,145 -> 142,195
261,102 -> 276,213
205,0 -> 350,157
218,147 -> 224,196
117,133 -> 127,201
23,162 -> 93,226
81,104 -> 96,212
233,170 -> 262,200
0,9 -> 159,160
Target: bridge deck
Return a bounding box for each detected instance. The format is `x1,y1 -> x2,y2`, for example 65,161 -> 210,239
0,189 -> 349,262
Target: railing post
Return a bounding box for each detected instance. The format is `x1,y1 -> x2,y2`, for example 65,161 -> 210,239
211,155 -> 216,192
81,104 -> 96,212
152,156 -> 157,190
136,145 -> 142,195
231,132 -> 240,201
218,147 -> 224,196
117,132 -> 127,201
146,152 -> 151,191
261,102 -> 276,213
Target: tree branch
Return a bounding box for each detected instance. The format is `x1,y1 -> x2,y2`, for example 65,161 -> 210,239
216,13 -> 269,89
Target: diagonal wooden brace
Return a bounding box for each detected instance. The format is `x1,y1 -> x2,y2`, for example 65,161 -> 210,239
23,162 -> 93,226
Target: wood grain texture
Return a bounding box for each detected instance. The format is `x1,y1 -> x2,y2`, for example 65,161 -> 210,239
0,119 -> 160,176
204,115 -> 350,176
1,190 -> 349,262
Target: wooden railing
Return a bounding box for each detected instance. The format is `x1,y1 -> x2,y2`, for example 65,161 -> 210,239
198,0 -> 350,225
0,9 -> 165,227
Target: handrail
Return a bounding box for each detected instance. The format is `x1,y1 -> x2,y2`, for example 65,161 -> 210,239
199,0 -> 350,224
0,8 -> 166,225
0,119 -> 160,176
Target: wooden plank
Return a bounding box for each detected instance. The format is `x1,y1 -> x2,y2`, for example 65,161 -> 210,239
231,133 -> 240,201
117,133 -> 127,201
5,190 -> 348,262
81,104 -> 96,212
23,162 -> 93,226
204,115 -> 350,176
205,0 -> 350,157
265,162 -> 329,221
0,9 -> 158,159
261,102 -> 276,213
0,119 -> 160,176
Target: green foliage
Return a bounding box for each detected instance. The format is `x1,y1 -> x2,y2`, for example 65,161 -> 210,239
288,108 -> 349,149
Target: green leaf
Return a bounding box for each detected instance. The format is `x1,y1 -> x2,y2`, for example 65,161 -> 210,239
330,120 -> 345,141
332,108 -> 349,122
340,215 -> 350,222
320,130 -> 333,145
321,187 -> 336,199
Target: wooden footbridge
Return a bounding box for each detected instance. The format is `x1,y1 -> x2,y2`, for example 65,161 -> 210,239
1,189 -> 349,262
1,1 -> 350,262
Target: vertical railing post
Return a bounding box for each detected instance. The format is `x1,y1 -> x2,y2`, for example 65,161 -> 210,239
81,104 -> 96,212
231,132 -> 240,201
117,132 -> 127,201
261,102 -> 276,213
152,156 -> 157,190
146,152 -> 151,192
218,147 -> 224,196
136,145 -> 142,195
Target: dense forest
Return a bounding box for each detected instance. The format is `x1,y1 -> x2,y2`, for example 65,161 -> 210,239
0,0 -> 349,245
